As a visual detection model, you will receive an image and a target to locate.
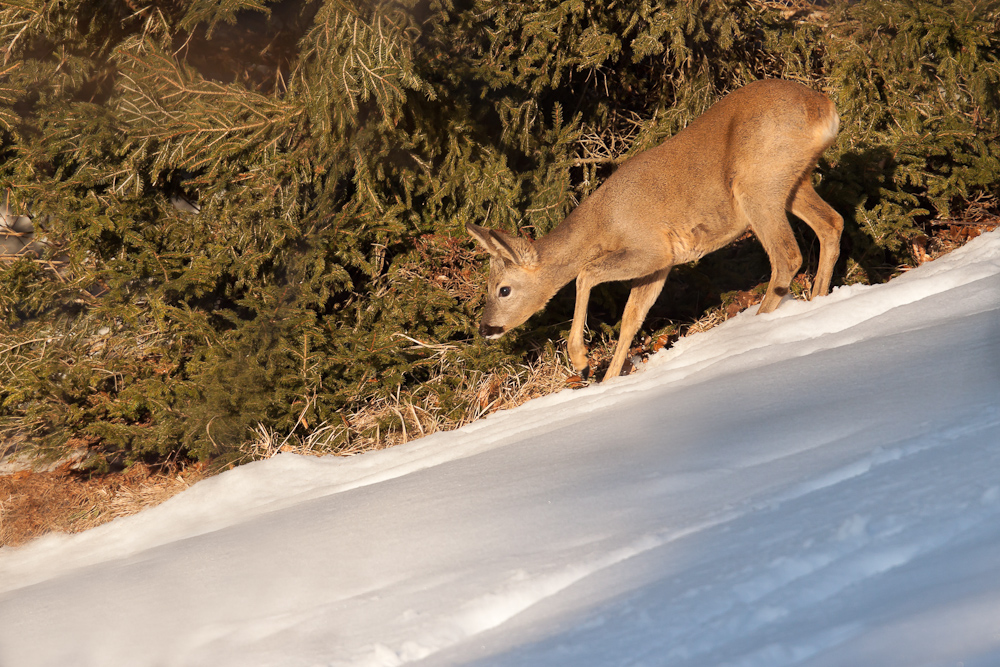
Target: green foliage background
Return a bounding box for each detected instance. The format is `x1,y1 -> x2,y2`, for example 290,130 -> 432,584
1,0 -> 998,466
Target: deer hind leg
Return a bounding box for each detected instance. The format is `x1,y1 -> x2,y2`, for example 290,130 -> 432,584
739,194 -> 802,315
789,179 -> 843,299
604,267 -> 670,381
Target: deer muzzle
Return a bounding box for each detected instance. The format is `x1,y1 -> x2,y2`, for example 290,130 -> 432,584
478,323 -> 505,339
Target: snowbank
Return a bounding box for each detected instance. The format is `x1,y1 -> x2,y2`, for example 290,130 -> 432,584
2,230 -> 999,667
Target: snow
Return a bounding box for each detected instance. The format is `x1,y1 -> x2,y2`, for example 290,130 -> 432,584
2,229 -> 1000,667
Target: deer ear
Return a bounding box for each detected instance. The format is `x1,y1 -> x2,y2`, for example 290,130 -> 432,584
490,230 -> 538,269
466,222 -> 496,254
466,222 -> 538,269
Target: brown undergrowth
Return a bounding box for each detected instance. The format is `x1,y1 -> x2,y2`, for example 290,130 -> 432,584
2,216 -> 997,548
0,463 -> 206,548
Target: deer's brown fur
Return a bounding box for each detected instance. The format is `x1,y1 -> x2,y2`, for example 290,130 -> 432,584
468,79 -> 843,381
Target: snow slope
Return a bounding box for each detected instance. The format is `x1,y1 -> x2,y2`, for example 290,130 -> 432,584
2,230 -> 999,667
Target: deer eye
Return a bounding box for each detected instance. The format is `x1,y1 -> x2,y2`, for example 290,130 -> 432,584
499,286 -> 511,297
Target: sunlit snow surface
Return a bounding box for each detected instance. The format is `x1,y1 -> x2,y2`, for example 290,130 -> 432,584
2,230 -> 1000,667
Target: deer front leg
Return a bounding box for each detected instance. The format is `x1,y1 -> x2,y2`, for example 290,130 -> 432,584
568,274 -> 593,377
604,268 -> 670,381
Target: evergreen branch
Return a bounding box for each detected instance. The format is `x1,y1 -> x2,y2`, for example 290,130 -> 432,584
177,0 -> 271,38
571,156 -> 625,166
0,337 -> 53,356
0,62 -> 19,130
0,3 -> 36,65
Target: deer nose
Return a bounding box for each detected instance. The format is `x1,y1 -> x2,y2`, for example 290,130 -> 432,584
479,323 -> 505,338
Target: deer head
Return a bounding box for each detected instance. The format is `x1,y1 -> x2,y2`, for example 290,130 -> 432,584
466,222 -> 554,339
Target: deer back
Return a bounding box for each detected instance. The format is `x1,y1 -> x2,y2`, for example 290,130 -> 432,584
566,79 -> 839,269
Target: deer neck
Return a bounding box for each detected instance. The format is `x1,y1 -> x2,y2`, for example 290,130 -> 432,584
533,212 -> 592,294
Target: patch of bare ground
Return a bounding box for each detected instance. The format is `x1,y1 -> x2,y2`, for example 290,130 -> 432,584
0,462 -> 206,548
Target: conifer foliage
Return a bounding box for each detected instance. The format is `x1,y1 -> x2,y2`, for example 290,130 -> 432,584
1,0 -> 998,467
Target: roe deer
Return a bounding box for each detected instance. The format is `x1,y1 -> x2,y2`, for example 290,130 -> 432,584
468,79 -> 843,381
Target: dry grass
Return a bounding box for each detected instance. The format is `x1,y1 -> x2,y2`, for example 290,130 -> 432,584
241,344 -> 574,459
